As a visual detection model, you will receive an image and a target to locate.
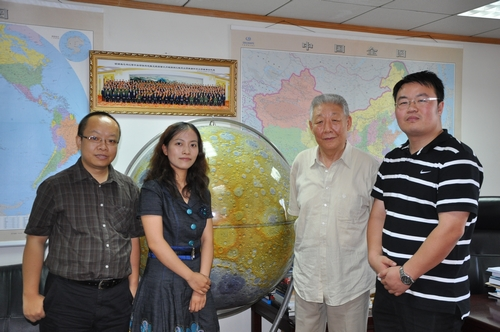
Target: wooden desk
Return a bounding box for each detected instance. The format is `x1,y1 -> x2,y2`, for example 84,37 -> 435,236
251,294 -> 500,332
463,294 -> 500,331
251,299 -> 295,332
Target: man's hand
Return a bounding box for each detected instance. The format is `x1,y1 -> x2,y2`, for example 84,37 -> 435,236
378,265 -> 410,296
23,293 -> 45,323
369,254 -> 397,275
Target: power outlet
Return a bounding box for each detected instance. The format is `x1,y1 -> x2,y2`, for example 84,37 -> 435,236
0,9 -> 8,19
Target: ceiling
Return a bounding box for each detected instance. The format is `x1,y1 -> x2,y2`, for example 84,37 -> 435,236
69,0 -> 500,43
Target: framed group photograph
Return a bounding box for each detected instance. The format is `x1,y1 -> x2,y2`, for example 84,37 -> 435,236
89,51 -> 237,116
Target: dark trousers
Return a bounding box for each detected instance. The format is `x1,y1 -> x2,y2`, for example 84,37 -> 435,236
372,289 -> 463,332
40,273 -> 133,332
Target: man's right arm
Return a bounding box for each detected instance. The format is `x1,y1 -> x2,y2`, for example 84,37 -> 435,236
22,234 -> 48,323
367,198 -> 395,274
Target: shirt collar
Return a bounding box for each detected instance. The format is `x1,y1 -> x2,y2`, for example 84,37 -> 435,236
72,157 -> 120,185
311,141 -> 352,168
401,129 -> 449,156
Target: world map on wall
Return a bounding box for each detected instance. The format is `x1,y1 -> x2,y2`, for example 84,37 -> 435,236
240,48 -> 455,165
0,23 -> 91,233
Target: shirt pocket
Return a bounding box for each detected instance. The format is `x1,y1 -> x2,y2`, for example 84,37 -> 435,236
336,194 -> 370,222
336,194 -> 370,251
109,206 -> 135,234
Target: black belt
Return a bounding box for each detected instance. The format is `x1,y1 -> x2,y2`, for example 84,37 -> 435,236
72,278 -> 125,289
148,246 -> 200,261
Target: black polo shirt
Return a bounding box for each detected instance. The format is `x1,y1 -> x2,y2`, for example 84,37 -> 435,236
372,129 -> 483,317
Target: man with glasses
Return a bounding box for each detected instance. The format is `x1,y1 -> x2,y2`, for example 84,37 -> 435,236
22,111 -> 144,331
367,71 -> 483,331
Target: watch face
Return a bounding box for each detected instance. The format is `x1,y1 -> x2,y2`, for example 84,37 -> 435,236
401,276 -> 412,285
399,266 -> 413,285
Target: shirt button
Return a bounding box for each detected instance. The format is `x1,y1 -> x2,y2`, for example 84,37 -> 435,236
106,244 -> 109,247
103,224 -> 106,227
324,204 -> 327,207
191,224 -> 197,230
105,265 -> 109,269
100,203 -> 103,207
188,240 -> 194,246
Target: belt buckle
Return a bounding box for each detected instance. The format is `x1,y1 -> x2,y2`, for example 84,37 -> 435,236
98,280 -> 108,289
191,247 -> 195,260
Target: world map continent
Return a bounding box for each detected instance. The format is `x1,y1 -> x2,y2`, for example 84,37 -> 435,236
0,24 -> 79,187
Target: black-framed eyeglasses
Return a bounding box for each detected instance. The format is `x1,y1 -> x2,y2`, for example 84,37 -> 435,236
395,97 -> 439,110
79,135 -> 119,146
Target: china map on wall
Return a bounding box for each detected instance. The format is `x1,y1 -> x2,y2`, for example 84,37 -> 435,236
231,27 -> 462,164
0,23 -> 92,237
239,46 -> 456,165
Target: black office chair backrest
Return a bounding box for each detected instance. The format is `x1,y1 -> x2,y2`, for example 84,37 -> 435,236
469,196 -> 500,294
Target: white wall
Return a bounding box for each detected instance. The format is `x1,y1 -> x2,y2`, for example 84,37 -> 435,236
2,2 -> 500,331
99,6 -> 500,197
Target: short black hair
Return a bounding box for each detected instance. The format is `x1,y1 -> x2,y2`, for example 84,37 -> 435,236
392,70 -> 444,103
77,111 -> 121,139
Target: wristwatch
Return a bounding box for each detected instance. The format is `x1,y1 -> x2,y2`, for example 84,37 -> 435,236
399,266 -> 415,285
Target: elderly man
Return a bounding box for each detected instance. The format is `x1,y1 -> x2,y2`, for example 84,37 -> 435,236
288,94 -> 379,332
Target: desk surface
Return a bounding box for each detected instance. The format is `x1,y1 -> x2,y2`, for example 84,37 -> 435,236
252,294 -> 500,332
463,294 -> 500,331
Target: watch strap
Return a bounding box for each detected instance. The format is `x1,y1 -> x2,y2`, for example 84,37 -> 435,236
399,265 -> 415,285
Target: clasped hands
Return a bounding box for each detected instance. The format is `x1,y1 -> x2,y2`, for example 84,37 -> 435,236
372,255 -> 410,297
187,272 -> 211,313
187,271 -> 211,295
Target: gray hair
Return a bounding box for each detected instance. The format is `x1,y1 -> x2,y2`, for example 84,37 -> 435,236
309,94 -> 350,120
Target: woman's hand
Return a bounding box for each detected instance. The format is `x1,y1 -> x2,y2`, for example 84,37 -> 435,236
187,272 -> 211,295
189,291 -> 207,312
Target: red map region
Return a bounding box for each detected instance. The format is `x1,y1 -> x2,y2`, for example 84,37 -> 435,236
253,69 -> 322,128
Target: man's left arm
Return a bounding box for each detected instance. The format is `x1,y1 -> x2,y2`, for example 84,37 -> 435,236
128,237 -> 140,297
379,211 -> 469,296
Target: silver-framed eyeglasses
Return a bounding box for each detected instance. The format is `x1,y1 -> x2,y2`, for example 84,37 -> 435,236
395,97 -> 439,110
79,135 -> 119,146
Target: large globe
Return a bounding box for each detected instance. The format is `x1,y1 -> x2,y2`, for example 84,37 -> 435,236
126,119 -> 294,315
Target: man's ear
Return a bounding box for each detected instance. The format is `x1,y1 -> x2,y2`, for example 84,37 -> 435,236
76,135 -> 82,150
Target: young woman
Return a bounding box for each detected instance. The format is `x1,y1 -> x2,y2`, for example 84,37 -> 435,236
130,122 -> 219,332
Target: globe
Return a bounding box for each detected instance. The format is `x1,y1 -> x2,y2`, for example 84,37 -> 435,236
126,118 -> 294,316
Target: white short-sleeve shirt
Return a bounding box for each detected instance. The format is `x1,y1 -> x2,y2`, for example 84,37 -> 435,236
288,142 -> 379,305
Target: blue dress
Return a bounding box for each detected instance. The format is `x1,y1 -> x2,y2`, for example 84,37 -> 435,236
130,179 -> 220,332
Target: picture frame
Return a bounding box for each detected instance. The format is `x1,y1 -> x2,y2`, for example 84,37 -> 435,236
89,51 -> 237,116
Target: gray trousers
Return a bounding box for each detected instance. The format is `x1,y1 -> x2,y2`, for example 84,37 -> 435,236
294,289 -> 370,332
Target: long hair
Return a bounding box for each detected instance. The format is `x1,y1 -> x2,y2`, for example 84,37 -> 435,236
145,122 -> 209,203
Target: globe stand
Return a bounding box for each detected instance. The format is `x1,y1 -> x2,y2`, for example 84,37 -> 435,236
270,276 -> 294,332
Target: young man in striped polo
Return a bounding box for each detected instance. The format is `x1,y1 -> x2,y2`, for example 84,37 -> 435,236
367,70 -> 483,331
